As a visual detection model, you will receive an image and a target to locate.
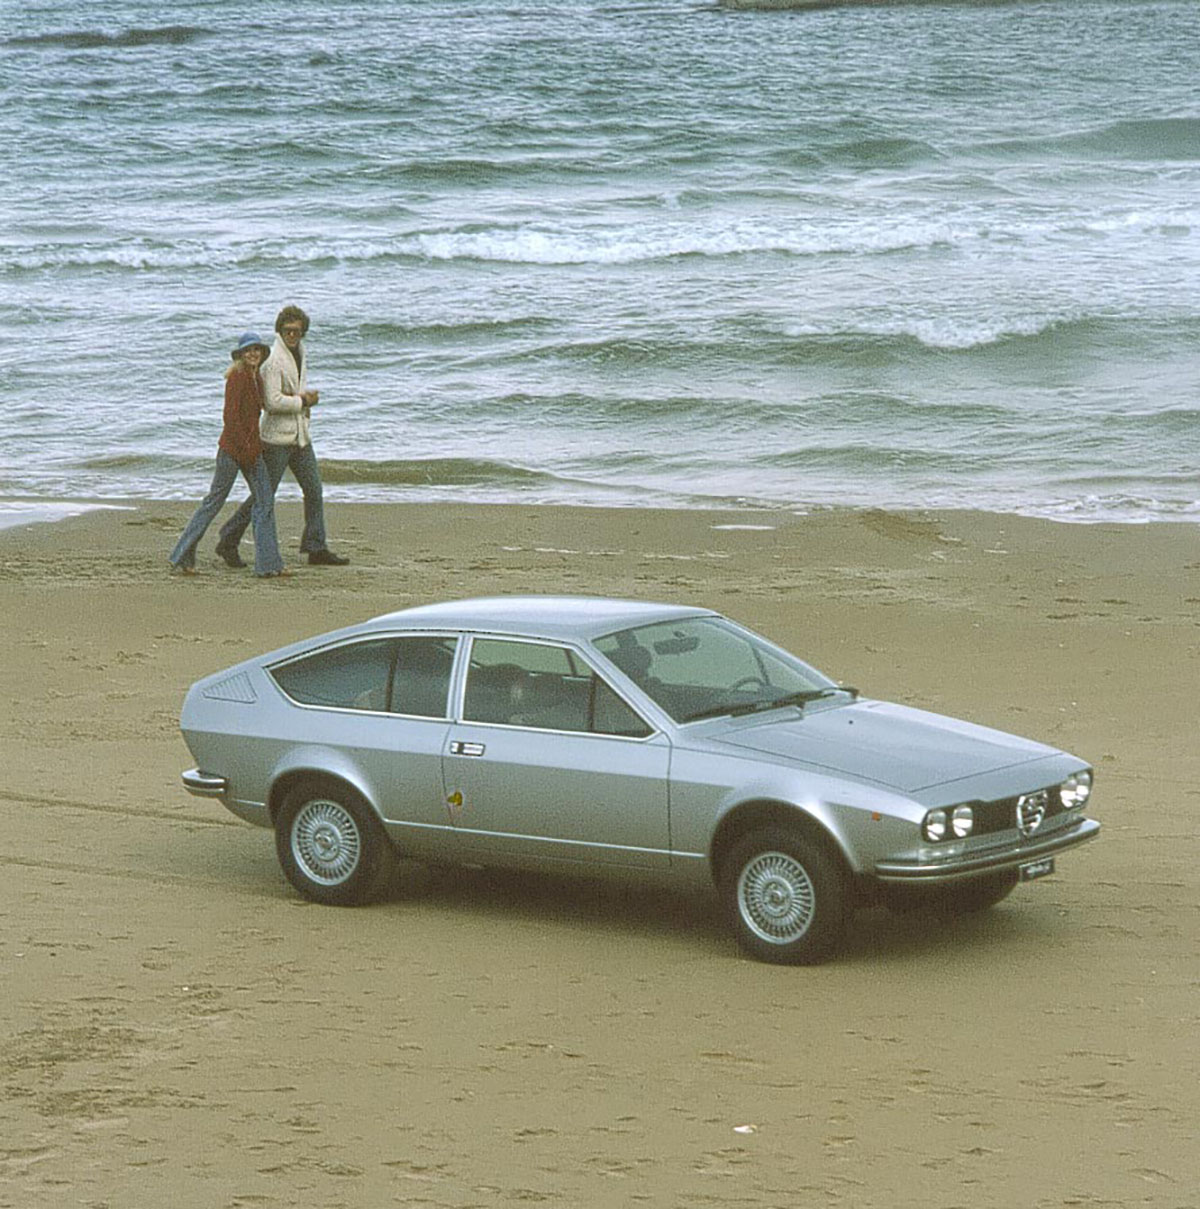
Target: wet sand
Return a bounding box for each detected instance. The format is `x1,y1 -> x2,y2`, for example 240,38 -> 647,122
1,500 -> 1197,1207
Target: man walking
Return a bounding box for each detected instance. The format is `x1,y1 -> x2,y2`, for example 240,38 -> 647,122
216,304 -> 349,567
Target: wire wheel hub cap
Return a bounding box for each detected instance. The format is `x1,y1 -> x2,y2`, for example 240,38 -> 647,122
292,799 -> 361,885
738,852 -> 816,944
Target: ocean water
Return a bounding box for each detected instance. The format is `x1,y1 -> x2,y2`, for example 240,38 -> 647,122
2,0 -> 1198,522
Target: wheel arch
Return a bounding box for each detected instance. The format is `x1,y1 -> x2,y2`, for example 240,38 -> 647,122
709,799 -> 854,887
267,767 -> 375,827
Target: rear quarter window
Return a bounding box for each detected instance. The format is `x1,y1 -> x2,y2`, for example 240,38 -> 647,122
270,639 -> 396,711
269,636 -> 457,716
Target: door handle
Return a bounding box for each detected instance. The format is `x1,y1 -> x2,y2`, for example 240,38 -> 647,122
449,741 -> 486,757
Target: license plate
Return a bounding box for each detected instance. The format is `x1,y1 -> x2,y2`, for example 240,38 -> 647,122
1020,857 -> 1055,882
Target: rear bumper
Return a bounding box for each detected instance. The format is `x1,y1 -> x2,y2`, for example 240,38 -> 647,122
873,816 -> 1100,884
181,768 -> 229,799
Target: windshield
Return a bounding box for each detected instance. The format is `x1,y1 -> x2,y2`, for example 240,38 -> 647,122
593,617 -> 839,724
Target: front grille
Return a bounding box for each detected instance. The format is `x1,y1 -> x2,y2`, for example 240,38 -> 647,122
970,786 -> 1066,837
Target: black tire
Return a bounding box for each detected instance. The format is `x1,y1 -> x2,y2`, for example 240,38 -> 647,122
719,826 -> 849,965
274,779 -> 395,906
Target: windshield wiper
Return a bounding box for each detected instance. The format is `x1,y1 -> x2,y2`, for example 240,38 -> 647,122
751,686 -> 859,711
681,685 -> 859,724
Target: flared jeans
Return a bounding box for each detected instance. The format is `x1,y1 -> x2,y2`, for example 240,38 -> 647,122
170,450 -> 284,576
217,441 -> 328,557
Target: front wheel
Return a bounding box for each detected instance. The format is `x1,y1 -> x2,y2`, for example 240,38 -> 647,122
275,780 -> 395,906
720,827 -> 849,965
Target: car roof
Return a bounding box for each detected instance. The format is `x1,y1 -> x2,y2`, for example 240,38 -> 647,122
361,595 -> 717,642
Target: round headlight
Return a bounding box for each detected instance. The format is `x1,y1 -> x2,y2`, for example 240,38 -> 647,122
951,805 -> 974,838
923,809 -> 948,842
1060,771 -> 1092,810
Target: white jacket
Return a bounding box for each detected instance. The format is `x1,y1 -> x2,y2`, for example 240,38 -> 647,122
260,334 -> 313,447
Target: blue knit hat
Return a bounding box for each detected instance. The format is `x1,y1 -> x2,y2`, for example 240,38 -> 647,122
231,331 -> 270,361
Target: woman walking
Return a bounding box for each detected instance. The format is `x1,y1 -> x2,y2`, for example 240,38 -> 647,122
169,332 -> 288,578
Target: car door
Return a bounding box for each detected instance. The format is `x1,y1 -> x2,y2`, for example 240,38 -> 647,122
269,633 -> 460,860
442,636 -> 671,869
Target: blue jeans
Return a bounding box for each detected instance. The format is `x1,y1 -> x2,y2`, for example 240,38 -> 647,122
219,442 -> 328,556
170,451 -> 284,576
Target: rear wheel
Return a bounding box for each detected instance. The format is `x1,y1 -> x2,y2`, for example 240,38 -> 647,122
720,827 -> 849,965
275,780 -> 395,906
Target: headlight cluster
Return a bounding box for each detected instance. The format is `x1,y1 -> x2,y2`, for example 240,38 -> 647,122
1060,770 -> 1093,810
922,804 -> 974,843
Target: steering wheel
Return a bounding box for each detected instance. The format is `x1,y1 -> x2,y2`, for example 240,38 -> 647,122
730,675 -> 767,693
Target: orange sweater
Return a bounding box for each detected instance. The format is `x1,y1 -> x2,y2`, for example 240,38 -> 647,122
217,364 -> 265,471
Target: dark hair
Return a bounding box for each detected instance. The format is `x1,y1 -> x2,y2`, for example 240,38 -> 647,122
275,304 -> 311,336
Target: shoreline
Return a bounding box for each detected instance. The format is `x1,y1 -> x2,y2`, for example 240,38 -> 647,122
0,498 -> 136,532
2,491 -> 1199,537
3,498 -> 1197,1206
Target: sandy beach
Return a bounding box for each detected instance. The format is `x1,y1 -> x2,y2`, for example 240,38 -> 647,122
1,499 -> 1197,1208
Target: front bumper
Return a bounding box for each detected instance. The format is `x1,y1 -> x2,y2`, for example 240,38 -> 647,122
181,768 -> 228,799
873,816 -> 1100,884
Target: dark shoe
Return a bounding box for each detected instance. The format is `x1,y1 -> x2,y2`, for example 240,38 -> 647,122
308,549 -> 350,566
215,543 -> 246,568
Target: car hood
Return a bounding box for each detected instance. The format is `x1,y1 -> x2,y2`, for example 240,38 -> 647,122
710,699 -> 1059,793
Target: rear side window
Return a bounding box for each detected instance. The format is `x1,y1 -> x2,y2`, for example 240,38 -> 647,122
271,636 -> 456,717
272,639 -> 396,710
390,636 -> 457,718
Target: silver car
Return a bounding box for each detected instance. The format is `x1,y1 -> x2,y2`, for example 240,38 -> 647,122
180,595 -> 1099,964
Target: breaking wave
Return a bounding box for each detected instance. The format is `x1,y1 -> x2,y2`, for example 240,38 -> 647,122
982,117 -> 1200,163
7,26 -> 212,49
317,457 -> 561,489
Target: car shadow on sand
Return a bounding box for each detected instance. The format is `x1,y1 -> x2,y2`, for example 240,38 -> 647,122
368,859 -> 1070,966
839,900 -> 1073,967
384,860 -> 731,952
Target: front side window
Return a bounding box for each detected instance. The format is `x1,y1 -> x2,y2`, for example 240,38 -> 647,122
463,638 -> 651,737
595,617 -> 832,723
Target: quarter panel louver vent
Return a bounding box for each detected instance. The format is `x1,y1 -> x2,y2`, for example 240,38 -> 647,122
202,672 -> 257,704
